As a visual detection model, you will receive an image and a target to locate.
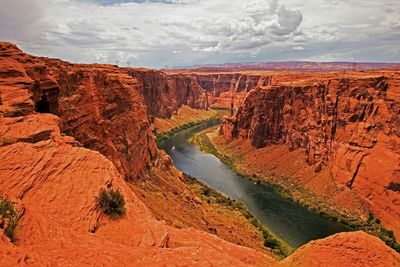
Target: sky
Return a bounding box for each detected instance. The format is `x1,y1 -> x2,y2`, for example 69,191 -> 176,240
0,0 -> 399,68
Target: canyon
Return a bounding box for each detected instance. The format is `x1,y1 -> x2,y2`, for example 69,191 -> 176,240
0,42 -> 399,266
219,70 -> 400,240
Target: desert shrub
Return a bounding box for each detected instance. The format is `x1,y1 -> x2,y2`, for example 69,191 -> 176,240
387,182 -> 400,192
202,188 -> 210,196
97,188 -> 126,219
0,195 -> 19,242
251,219 -> 260,228
244,212 -> 253,219
383,229 -> 395,239
264,237 -> 280,249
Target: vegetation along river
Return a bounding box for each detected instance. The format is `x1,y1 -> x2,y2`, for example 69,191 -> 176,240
159,120 -> 351,249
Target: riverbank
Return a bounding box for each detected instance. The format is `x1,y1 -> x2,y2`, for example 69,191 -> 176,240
157,120 -> 292,257
193,126 -> 400,252
153,106 -> 227,145
183,173 -> 291,258
154,112 -> 287,258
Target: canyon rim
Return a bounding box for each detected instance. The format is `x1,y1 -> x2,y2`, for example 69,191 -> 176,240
1,0 -> 400,266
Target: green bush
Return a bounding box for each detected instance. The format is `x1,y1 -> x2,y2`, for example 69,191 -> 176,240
202,188 -> 210,196
251,219 -> 260,228
97,188 -> 126,219
0,195 -> 19,242
264,237 -> 280,249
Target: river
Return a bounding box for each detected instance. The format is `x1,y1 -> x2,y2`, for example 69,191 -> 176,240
159,120 -> 351,249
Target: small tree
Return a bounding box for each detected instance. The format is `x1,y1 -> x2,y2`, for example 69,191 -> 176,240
0,195 -> 19,242
97,188 -> 126,219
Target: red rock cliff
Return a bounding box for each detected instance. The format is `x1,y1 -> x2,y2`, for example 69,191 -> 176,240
191,73 -> 271,109
127,69 -> 209,122
0,41 -> 276,266
0,42 -> 261,251
221,73 -> 400,237
1,41 -> 399,266
0,42 -> 212,180
46,61 -> 158,180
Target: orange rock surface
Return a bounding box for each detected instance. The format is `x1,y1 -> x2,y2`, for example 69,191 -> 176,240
192,74 -> 270,109
0,42 -> 277,254
126,69 -> 209,121
1,41 -> 399,266
220,71 -> 400,239
0,42 -> 274,266
0,114 -> 273,266
278,231 -> 400,267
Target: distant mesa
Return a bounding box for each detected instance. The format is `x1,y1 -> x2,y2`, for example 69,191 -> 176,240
165,61 -> 400,73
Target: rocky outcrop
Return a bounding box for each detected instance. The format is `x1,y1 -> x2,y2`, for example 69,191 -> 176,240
192,73 -> 271,109
0,41 -> 275,254
0,41 -> 275,266
0,42 -> 212,180
1,41 -> 399,266
278,231 -> 400,267
0,42 -> 157,180
0,115 -> 274,266
127,69 -> 209,122
221,73 -> 400,237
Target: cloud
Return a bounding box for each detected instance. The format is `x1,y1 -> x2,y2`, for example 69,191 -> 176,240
274,5 -> 303,36
292,46 -> 304,50
0,0 -> 50,42
0,0 -> 399,67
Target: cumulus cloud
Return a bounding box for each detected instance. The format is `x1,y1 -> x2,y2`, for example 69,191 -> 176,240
0,0 -> 399,67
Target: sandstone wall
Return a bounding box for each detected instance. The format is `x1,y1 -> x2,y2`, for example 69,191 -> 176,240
221,74 -> 400,236
0,41 -> 275,267
127,69 -> 209,122
192,73 -> 271,109
1,41 -> 399,266
0,42 -> 212,180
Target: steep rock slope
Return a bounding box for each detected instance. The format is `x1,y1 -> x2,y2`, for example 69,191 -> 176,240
191,73 -> 271,109
221,73 -> 400,237
1,41 -> 399,266
0,115 -> 273,266
0,42 -> 275,252
127,69 -> 209,121
0,42 -> 274,266
1,42 -> 211,180
0,42 -> 157,180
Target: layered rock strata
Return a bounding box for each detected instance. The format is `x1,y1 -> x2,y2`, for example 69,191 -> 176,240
221,73 -> 400,237
127,69 -> 209,121
192,73 -> 271,109
1,41 -> 399,266
0,41 -> 273,266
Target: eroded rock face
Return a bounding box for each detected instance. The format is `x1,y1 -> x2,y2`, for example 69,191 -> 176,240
45,62 -> 158,180
127,69 -> 209,122
0,42 -> 212,180
0,114 -> 274,266
0,42 -> 157,180
0,41 -> 275,266
1,41 -> 399,266
221,74 -> 400,237
192,73 -> 271,109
